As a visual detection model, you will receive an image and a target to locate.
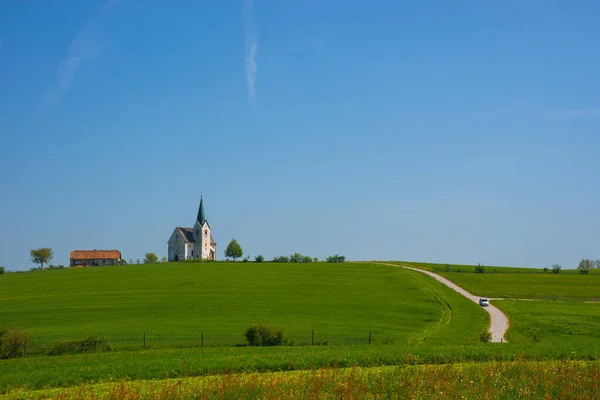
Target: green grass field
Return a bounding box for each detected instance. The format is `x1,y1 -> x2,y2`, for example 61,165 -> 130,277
0,262 -> 486,353
1,260 -> 599,397
386,261 -> 600,301
437,272 -> 600,301
390,260 -> 600,275
495,300 -> 600,345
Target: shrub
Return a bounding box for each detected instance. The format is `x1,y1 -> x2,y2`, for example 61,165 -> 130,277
255,255 -> 264,262
474,264 -> 485,273
543,267 -> 549,273
48,335 -> 112,355
479,329 -> 492,343
0,328 -> 31,359
0,266 -> 4,275
272,256 -> 290,263
244,323 -> 286,346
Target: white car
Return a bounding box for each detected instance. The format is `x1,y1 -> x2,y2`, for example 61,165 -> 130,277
479,298 -> 489,307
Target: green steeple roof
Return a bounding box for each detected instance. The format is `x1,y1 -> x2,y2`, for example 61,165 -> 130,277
196,196 -> 206,225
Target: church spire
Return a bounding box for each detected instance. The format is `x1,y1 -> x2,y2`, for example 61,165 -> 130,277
196,196 -> 206,225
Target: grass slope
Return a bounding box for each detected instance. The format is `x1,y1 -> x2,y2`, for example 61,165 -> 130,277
0,262 -> 479,352
496,300 -> 600,345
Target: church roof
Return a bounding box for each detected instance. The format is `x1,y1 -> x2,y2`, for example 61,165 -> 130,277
197,197 -> 206,226
177,227 -> 195,243
176,227 -> 216,246
70,250 -> 121,260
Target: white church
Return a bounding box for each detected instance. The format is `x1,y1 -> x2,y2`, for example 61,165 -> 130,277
167,197 -> 217,261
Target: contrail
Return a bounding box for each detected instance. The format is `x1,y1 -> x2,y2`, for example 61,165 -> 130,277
244,0 -> 257,101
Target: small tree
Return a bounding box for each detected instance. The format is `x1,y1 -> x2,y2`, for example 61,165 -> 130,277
578,259 -> 593,274
595,259 -> 600,269
552,264 -> 561,274
255,255 -> 264,262
224,239 -> 243,261
160,256 -> 168,263
474,264 -> 485,273
0,266 -> 4,275
143,253 -> 158,264
273,255 -> 289,263
30,248 -> 53,270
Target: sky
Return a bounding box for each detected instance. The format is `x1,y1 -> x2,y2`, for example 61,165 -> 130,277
0,0 -> 599,271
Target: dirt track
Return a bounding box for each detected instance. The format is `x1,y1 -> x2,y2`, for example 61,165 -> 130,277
379,263 -> 509,343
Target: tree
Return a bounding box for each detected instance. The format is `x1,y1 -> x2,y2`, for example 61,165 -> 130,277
578,259 -> 593,274
224,239 -> 243,261
255,255 -> 264,262
290,253 -> 303,263
594,259 -> 600,269
0,266 -> 4,275
143,253 -> 158,264
30,248 -> 53,270
552,264 -> 561,274
160,256 -> 168,263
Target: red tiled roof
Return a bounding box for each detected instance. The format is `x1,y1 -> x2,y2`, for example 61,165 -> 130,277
70,250 -> 121,260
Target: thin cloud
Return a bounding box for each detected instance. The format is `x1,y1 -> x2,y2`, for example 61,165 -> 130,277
40,1 -> 119,116
244,0 -> 258,101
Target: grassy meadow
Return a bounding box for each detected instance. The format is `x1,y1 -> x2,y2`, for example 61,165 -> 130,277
0,262 -> 490,353
496,300 -> 600,345
1,260 -> 599,397
2,262 -> 470,351
4,360 -> 599,400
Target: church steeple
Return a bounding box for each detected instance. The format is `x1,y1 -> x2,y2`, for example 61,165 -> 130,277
196,196 -> 206,225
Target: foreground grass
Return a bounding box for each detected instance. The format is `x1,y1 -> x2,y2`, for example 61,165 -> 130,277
1,262 -> 454,352
5,361 -> 599,400
2,342 -> 599,394
496,300 -> 600,345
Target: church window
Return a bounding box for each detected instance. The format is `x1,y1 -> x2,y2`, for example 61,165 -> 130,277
204,230 -> 208,237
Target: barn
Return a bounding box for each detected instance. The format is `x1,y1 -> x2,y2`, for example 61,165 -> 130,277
70,250 -> 122,267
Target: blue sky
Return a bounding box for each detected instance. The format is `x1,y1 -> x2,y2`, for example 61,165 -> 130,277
1,0 -> 599,270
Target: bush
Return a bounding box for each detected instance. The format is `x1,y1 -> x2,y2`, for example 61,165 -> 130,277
474,264 -> 485,273
0,328 -> 31,359
48,335 -> 112,355
255,255 -> 264,262
272,256 -> 290,263
479,329 -> 492,343
0,266 -> 4,275
244,323 -> 286,346
326,255 -> 346,263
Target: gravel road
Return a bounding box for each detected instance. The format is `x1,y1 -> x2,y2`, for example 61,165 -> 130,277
380,263 -> 509,343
